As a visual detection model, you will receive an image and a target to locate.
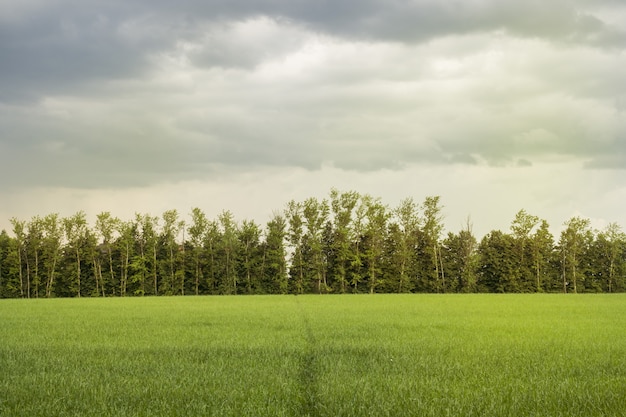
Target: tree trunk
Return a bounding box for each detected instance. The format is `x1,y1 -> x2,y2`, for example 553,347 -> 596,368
608,257 -> 614,293
33,249 -> 39,298
562,250 -> 567,294
46,254 -> 57,298
107,247 -> 114,297
76,248 -> 81,298
17,247 -> 24,298
439,245 -> 445,293
25,249 -> 31,298
153,246 -> 158,296
195,254 -> 200,296
94,258 -> 99,296
572,260 -> 577,294
121,244 -> 129,297
180,232 -> 185,296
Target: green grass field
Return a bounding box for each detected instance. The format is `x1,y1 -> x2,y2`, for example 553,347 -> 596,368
1,294 -> 625,416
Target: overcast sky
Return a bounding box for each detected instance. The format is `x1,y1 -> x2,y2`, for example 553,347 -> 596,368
1,0 -> 625,238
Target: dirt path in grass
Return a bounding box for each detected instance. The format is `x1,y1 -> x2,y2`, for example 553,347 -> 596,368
294,296 -> 322,417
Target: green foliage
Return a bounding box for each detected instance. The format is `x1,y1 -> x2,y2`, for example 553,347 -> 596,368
477,231 -> 518,292
559,217 -> 593,293
262,213 -> 288,294
1,192 -> 626,297
442,227 -> 478,292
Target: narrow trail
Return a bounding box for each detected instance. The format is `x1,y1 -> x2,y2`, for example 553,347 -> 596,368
294,296 -> 322,417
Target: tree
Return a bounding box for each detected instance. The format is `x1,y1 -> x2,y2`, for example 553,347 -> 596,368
117,220 -> 136,297
130,213 -> 162,296
203,220 -> 220,294
419,196 -> 445,292
329,189 -> 360,293
361,196 -> 389,294
510,209 -> 540,292
9,218 -> 26,298
392,197 -> 420,293
442,219 -> 478,292
531,220 -> 554,292
218,210 -> 238,294
0,230 -> 19,298
238,219 -> 262,294
143,214 -> 160,295
477,230 -> 517,293
348,197 -> 368,293
188,208 -> 208,295
82,228 -> 100,296
178,219 -> 187,295
160,210 -> 183,295
95,212 -> 119,297
63,211 -> 89,297
41,214 -> 63,298
286,200 -> 305,294
559,216 -> 592,294
593,223 -> 625,293
302,197 -> 330,293
131,213 -> 148,296
25,217 -> 46,298
263,213 -> 288,294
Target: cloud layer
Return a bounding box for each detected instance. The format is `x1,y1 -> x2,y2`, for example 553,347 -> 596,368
1,0 -> 625,235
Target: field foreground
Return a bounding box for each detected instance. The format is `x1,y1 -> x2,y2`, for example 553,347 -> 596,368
1,294 -> 625,416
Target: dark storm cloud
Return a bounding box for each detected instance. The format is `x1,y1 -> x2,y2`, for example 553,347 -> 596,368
2,0 -> 624,102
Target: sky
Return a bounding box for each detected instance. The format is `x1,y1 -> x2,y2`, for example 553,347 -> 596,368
1,0 -> 625,239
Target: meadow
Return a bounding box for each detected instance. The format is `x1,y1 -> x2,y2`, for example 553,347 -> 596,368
1,294 -> 625,417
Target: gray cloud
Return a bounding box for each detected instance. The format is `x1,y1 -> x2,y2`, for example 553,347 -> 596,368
1,0 -> 625,193
2,0 -> 624,101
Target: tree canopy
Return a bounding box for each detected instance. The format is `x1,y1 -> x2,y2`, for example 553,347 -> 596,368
1,191 -> 625,298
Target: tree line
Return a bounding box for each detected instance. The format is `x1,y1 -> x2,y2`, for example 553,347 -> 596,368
1,189 -> 625,298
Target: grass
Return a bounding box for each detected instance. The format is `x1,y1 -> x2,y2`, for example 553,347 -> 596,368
1,294 -> 625,416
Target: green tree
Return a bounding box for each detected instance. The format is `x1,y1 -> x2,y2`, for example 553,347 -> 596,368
83,228 -> 100,296
63,211 -> 89,297
419,196 -> 445,292
131,213 -> 163,296
477,230 -> 517,293
25,217 -> 46,298
131,213 -> 149,296
143,214 -> 160,295
238,219 -> 262,294
302,197 -> 330,293
531,220 -> 555,292
41,214 -> 63,298
559,216 -> 592,294
349,197 -> 368,293
589,223 -> 625,293
361,196 -> 389,294
442,220 -> 478,292
262,213 -> 288,294
203,220 -> 220,294
188,208 -> 208,295
392,197 -> 420,293
117,220 -> 136,297
160,210 -> 183,295
510,209 -> 540,292
9,218 -> 27,297
0,230 -> 18,298
286,200 -> 305,294
329,189 -> 360,293
218,211 -> 238,294
601,223 -> 625,293
95,212 -> 119,296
